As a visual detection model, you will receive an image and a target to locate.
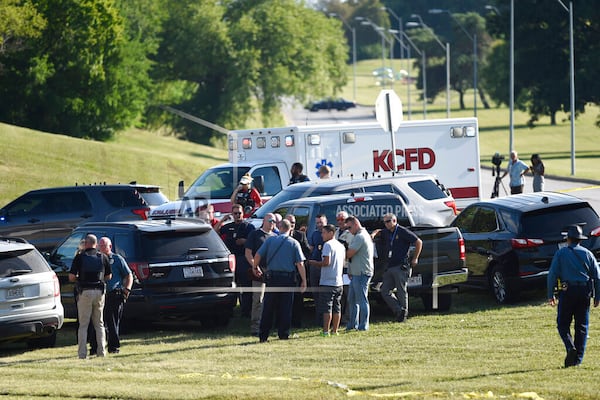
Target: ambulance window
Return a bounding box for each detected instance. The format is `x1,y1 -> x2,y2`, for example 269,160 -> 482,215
407,180 -> 447,200
252,167 -> 282,196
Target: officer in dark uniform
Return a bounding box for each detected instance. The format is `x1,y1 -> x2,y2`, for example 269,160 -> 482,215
219,203 -> 255,317
548,225 -> 600,367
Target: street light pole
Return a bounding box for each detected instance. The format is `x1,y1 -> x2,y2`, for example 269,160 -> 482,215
556,0 -> 576,175
428,9 -> 477,118
382,7 -> 403,59
359,18 -> 391,89
408,14 -> 450,117
391,30 -> 428,119
330,13 -> 357,103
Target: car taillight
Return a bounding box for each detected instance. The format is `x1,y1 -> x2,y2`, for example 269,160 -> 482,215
511,238 -> 544,249
130,262 -> 150,280
444,200 -> 458,215
458,238 -> 465,261
589,227 -> 600,237
132,207 -> 151,220
52,273 -> 60,297
229,254 -> 236,273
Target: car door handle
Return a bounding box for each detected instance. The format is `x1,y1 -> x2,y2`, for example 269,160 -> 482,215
80,213 -> 93,218
28,218 -> 40,223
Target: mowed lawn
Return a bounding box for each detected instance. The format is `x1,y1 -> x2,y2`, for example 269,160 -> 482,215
2,289 -> 600,400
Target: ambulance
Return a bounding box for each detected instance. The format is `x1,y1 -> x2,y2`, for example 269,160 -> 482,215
150,118 -> 481,218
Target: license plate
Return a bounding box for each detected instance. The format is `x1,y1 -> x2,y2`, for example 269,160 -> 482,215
183,266 -> 204,278
408,274 -> 422,287
7,287 -> 24,299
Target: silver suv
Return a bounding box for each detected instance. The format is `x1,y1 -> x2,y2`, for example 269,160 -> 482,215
251,174 -> 457,227
0,237 -> 64,348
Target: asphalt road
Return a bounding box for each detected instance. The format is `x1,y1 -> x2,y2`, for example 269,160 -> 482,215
285,102 -> 600,213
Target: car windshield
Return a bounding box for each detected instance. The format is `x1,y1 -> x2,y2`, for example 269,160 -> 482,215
0,248 -> 48,277
183,166 -> 250,200
140,230 -> 227,259
521,204 -> 600,237
252,184 -> 328,218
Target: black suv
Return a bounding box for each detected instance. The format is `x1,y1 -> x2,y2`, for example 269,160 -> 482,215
0,184 -> 168,252
451,192 -> 600,303
47,219 -> 236,326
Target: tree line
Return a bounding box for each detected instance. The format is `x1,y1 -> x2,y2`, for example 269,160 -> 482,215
1,0 -> 598,145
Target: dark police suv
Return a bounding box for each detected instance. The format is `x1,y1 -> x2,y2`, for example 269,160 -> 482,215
451,192 -> 600,303
47,219 -> 236,326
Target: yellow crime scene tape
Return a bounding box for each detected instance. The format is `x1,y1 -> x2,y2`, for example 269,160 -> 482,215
178,372 -> 545,399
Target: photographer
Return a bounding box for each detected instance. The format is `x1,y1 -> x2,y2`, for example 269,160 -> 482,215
501,150 -> 530,195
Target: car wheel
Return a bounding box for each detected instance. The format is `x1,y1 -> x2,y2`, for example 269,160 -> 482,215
421,293 -> 452,311
27,330 -> 57,349
490,266 -> 518,303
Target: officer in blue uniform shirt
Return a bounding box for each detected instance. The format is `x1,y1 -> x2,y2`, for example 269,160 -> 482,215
548,225 -> 600,367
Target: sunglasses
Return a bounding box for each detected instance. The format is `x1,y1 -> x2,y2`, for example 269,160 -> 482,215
233,212 -> 243,215
384,219 -> 393,223
268,219 -> 276,223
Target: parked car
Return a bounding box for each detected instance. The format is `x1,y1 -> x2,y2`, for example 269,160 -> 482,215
0,184 -> 168,252
251,174 -> 457,228
451,192 -> 600,303
305,98 -> 357,112
0,237 -> 64,348
47,219 -> 236,326
273,192 -> 466,311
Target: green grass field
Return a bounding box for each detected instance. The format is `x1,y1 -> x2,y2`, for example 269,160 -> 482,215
2,291 -> 600,399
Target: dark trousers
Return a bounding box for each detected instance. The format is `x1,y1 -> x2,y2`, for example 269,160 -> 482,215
90,291 -> 124,352
309,264 -> 322,325
259,272 -> 295,341
557,285 -> 591,365
235,265 -> 253,317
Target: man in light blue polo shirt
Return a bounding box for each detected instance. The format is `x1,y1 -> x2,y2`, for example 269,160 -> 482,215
501,150 -> 529,194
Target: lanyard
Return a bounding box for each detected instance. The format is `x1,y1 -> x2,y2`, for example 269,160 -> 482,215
389,225 -> 399,250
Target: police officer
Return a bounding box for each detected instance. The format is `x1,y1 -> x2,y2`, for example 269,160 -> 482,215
69,234 -> 112,359
372,213 -> 422,322
253,219 -> 307,342
89,237 -> 133,355
548,225 -> 600,367
219,203 -> 255,317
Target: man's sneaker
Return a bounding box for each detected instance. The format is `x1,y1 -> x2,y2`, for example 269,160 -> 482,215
564,348 -> 578,368
320,331 -> 330,337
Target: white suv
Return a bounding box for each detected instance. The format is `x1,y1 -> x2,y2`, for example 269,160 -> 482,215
0,237 -> 64,348
251,174 -> 457,227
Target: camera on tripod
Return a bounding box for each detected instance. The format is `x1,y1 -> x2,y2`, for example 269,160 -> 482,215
490,152 -> 507,198
491,152 -> 505,167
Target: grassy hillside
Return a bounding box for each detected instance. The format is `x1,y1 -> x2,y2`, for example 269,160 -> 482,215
1,59 -> 598,205
0,124 -> 227,206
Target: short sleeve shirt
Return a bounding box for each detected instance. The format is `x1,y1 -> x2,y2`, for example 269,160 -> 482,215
320,239 -> 345,287
257,235 -> 305,273
347,228 -> 374,276
507,159 -> 529,187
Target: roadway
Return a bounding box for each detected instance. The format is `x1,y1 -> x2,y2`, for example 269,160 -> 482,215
284,102 -> 600,213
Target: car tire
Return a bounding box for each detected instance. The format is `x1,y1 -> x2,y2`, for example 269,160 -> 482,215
490,265 -> 518,304
421,293 -> 452,311
27,330 -> 57,349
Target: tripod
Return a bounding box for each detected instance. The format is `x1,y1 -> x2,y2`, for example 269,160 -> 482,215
491,164 -> 508,198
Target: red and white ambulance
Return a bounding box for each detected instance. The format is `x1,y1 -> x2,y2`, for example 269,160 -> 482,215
150,116 -> 481,218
